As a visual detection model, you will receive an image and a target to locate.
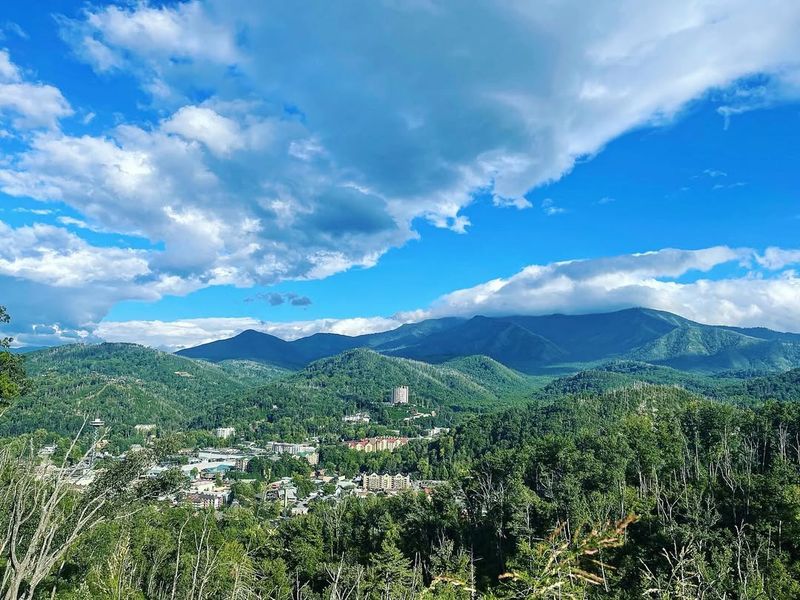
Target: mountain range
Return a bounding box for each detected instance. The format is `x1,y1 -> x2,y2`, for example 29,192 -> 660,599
177,308 -> 800,374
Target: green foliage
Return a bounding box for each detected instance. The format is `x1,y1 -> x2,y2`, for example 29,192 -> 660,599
5,336 -> 800,597
0,306 -> 26,407
0,343 -> 276,447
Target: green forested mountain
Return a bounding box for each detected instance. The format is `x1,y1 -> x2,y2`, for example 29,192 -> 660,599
0,343 -> 279,438
195,349 -> 536,439
3,344 -> 537,444
176,308 -> 800,374
11,340 -> 800,448
287,348 -> 529,409
539,360 -> 732,397
442,354 -> 541,394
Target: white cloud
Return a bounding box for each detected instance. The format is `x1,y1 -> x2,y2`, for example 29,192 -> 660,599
541,198 -> 566,216
3,22 -> 28,40
0,51 -> 72,129
411,246 -> 800,333
755,247 -> 800,270
79,37 -> 122,72
0,222 -> 150,287
12,207 -> 54,216
53,0 -> 800,237
0,49 -> 21,82
59,246 -> 800,350
492,195 -> 532,210
0,83 -> 73,129
162,106 -> 244,155
95,315 -> 406,351
0,114 -> 410,286
85,2 -> 238,65
95,317 -> 265,351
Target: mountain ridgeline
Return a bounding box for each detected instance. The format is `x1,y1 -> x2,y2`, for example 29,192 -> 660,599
177,308 -> 800,374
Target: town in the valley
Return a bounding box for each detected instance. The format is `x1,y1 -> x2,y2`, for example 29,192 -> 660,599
41,385 -> 450,516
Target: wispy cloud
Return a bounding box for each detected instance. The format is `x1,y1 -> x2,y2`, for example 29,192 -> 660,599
541,198 -> 566,216
713,181 -> 746,190
1,22 -> 28,40
12,207 -> 55,216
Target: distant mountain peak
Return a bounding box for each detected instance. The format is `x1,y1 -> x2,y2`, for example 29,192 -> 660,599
175,309 -> 800,375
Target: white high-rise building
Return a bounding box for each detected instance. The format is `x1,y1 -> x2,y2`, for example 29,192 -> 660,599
391,385 -> 409,404
214,427 -> 236,439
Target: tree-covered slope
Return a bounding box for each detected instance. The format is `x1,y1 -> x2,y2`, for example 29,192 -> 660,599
718,367 -> 800,402
192,349 -> 539,437
1,343 -> 277,437
539,360 -> 732,397
384,316 -> 569,370
175,308 -> 800,374
442,354 -> 539,395
286,348 -> 521,410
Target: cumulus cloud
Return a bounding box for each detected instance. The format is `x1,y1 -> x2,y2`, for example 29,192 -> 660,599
162,106 -> 245,155
45,0 -> 800,246
0,221 -> 205,343
0,50 -> 73,129
0,50 -> 21,81
0,222 -> 150,287
411,247 -> 800,333
755,247 -> 800,270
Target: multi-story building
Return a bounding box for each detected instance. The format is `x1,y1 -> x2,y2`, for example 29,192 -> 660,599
185,492 -> 226,509
214,427 -> 236,439
362,473 -> 412,492
346,436 -> 409,453
391,386 -> 409,405
265,441 -> 319,465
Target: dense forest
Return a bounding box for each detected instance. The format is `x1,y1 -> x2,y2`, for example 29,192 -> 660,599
7,384 -> 800,598
3,309 -> 800,597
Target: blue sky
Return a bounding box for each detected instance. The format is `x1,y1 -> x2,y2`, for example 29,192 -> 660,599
1,1 -> 799,348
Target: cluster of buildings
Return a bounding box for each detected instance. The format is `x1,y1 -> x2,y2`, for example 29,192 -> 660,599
185,478 -> 231,509
403,409 -> 435,422
263,441 -> 319,465
342,412 -> 371,423
345,436 -> 410,453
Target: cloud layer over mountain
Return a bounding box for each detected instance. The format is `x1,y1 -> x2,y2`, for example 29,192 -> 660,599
92,246 -> 800,350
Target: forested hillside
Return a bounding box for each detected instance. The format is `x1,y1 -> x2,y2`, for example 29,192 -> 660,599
0,343 -> 280,440
3,334 -> 800,597
177,308 -> 800,374
11,382 -> 798,598
192,349 -> 537,440
9,342 -> 800,449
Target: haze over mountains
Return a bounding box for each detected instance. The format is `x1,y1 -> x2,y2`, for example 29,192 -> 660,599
177,308 -> 800,374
